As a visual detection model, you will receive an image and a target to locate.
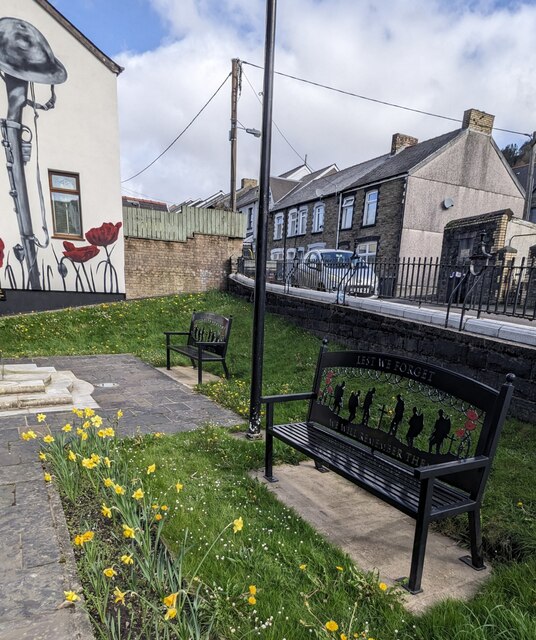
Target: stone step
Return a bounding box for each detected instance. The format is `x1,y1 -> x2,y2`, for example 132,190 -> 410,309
0,380 -> 46,396
0,391 -> 74,410
0,372 -> 53,384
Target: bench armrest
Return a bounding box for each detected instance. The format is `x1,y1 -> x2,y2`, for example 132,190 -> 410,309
414,455 -> 489,480
195,340 -> 227,348
261,392 -> 316,405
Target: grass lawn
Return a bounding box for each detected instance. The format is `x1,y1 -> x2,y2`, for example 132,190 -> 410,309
4,292 -> 536,638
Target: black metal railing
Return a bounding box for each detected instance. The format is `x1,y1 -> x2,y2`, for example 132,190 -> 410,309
236,256 -> 536,324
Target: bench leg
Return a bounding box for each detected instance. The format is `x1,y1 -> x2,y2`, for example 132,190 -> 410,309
460,509 -> 486,571
166,347 -> 171,370
314,460 -> 330,473
198,362 -> 203,386
222,361 -> 230,379
264,430 -> 278,483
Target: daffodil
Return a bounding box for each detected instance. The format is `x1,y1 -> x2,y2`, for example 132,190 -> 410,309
82,420 -> 91,430
91,415 -> 103,427
175,482 -> 183,492
43,435 -> 54,444
77,428 -> 88,441
163,592 -> 178,608
21,430 -> 37,441
37,413 -> 46,423
164,607 -> 177,620
68,450 -> 77,462
147,463 -> 156,474
325,620 -> 339,632
82,531 -> 94,543
101,504 -> 112,518
38,452 -> 47,461
64,590 -> 79,602
114,587 -> 126,604
72,408 -> 84,418
44,472 -> 52,482
104,456 -> 111,468
117,409 -> 123,419
248,596 -> 256,605
62,423 -> 72,432
103,567 -> 117,578
233,516 -> 243,533
84,408 -> 95,418
81,458 -> 97,469
103,477 -> 114,487
132,488 -> 144,501
122,524 -> 135,539
114,484 -> 125,495
121,553 -> 133,565
104,427 -> 115,437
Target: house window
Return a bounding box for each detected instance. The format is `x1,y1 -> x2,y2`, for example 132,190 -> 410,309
247,207 -> 254,232
356,241 -> 378,264
273,213 -> 284,240
313,203 -> 324,233
362,189 -> 378,226
288,208 -> 299,237
49,171 -> 82,237
298,206 -> 307,235
340,196 -> 354,229
271,249 -> 284,260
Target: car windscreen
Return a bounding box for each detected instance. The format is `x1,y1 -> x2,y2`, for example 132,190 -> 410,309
320,251 -> 353,264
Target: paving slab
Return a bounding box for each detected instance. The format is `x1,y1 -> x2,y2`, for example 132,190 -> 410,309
252,461 -> 492,614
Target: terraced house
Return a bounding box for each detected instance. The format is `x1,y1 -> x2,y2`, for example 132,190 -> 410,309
268,108 -> 525,264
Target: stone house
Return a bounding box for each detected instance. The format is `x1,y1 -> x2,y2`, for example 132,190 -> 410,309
0,0 -> 124,314
268,108 -> 525,264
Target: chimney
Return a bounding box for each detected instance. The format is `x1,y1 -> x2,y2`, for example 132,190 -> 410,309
240,178 -> 258,190
462,108 -> 494,135
391,133 -> 418,155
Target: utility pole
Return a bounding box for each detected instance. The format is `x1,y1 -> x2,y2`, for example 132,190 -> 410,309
523,131 -> 536,221
229,58 -> 240,212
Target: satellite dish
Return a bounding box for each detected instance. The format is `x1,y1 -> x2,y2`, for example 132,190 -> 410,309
443,197 -> 454,209
315,189 -> 323,198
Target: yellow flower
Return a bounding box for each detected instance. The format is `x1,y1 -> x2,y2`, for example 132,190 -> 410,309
97,429 -> 106,438
84,408 -> 95,418
101,504 -> 112,518
37,413 -> 46,423
299,564 -> 307,571
233,517 -> 243,533
154,513 -> 162,521
82,531 -> 94,543
325,620 -> 339,632
151,504 -> 159,510
517,501 -> 523,507
175,482 -> 183,493
82,421 -> 91,430
147,463 -> 156,474
77,428 -> 88,441
91,415 -> 103,427
248,596 -> 256,605
154,432 -> 164,438
103,567 -> 117,578
103,477 -> 114,487
121,553 -> 134,565
72,408 -> 84,418
379,582 -> 388,591
64,590 -> 79,602
114,587 -> 126,604
336,566 -> 344,571
163,592 -> 178,608
43,435 -> 54,444
117,409 -> 123,419
21,430 -> 37,441
132,488 -> 144,501
104,427 -> 115,437
249,585 -> 257,595
90,453 -> 100,463
38,452 -> 47,461
62,423 -> 72,432
340,634 -> 348,640
114,484 -> 125,495
122,524 -> 135,539
81,458 -> 97,469
160,505 -> 168,511
164,607 -> 177,620
68,450 -> 77,462
104,457 -> 111,468
44,472 -> 52,482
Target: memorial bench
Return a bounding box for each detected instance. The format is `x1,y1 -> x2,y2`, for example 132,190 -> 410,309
164,311 -> 232,385
263,341 -> 515,594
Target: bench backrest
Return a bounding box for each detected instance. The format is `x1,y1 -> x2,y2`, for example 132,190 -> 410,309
308,343 -> 514,495
187,312 -> 232,357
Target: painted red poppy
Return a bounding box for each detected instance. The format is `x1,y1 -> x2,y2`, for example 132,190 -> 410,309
0,237 -> 4,268
455,428 -> 465,438
466,409 -> 478,421
85,221 -> 122,247
465,420 -> 477,431
63,241 -> 100,263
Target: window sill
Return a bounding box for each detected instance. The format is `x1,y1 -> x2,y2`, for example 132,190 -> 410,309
52,234 -> 84,241
361,223 -> 376,229
311,230 -> 323,234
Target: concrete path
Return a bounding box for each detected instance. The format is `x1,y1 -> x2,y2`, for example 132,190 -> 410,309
0,355 -> 240,640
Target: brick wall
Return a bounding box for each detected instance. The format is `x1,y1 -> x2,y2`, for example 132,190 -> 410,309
228,278 -> 536,422
125,235 -> 243,299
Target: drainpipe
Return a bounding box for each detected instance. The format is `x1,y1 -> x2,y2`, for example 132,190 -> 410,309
335,193 -> 342,248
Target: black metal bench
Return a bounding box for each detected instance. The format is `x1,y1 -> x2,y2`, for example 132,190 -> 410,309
263,341 -> 515,594
164,311 -> 232,385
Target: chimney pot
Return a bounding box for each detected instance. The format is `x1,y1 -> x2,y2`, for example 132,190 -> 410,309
391,133 -> 418,155
462,108 -> 495,135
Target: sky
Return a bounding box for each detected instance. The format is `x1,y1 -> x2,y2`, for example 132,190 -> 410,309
49,0 -> 536,207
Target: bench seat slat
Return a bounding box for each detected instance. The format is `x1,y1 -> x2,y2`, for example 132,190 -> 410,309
270,422 -> 475,519
169,345 -> 225,362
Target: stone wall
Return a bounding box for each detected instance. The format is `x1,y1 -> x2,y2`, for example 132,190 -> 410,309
228,278 -> 536,422
125,235 -> 243,299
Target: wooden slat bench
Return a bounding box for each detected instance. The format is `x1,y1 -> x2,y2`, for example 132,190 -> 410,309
164,311 -> 232,385
263,341 -> 515,594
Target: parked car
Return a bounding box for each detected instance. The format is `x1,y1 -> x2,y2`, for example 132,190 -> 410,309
292,249 -> 377,296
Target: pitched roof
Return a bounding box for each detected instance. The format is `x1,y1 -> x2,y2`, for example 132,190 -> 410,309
35,0 -> 123,75
122,196 -> 168,212
512,164 -> 535,193
278,164 -> 310,179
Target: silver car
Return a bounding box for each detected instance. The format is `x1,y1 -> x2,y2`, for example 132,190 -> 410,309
293,249 -> 377,296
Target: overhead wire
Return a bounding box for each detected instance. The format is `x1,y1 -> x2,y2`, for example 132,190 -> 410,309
121,72 -> 232,183
241,60 -> 531,138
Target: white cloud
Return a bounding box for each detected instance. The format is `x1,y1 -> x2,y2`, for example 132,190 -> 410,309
117,0 -> 536,205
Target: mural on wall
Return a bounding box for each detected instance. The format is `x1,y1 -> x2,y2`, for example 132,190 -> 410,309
0,16 -> 122,294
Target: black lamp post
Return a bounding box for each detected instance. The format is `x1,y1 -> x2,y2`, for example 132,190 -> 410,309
246,0 -> 277,439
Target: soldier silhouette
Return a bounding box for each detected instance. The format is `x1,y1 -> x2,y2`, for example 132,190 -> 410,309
428,409 -> 451,454
406,407 -> 424,448
332,381 -> 345,415
347,390 -> 360,423
362,387 -> 375,426
388,394 -> 405,437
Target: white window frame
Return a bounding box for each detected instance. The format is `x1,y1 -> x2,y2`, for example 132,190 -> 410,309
312,202 -> 324,233
356,241 -> 377,264
297,206 -> 307,235
270,248 -> 284,260
273,213 -> 284,240
363,189 -> 378,226
340,196 -> 354,230
287,208 -> 298,237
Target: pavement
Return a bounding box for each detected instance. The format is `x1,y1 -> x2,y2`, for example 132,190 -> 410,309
0,354 -> 497,638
